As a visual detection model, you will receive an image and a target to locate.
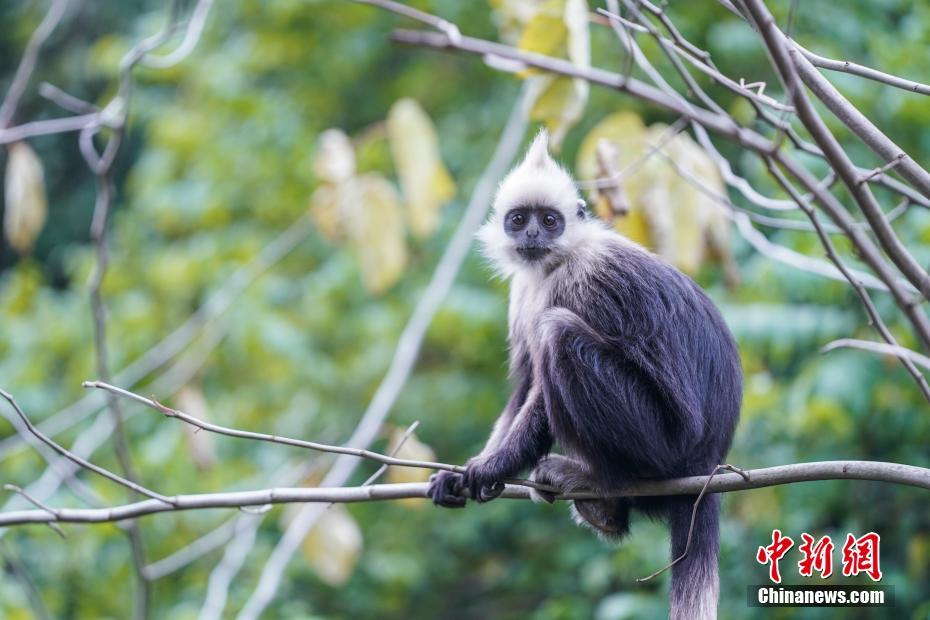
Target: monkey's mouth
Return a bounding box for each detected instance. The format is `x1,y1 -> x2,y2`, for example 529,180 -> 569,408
516,246 -> 551,261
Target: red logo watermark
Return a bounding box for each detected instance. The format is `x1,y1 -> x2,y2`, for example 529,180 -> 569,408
757,530 -> 882,584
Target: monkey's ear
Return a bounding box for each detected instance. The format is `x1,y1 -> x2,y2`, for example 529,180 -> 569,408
576,198 -> 588,220
523,128 -> 553,169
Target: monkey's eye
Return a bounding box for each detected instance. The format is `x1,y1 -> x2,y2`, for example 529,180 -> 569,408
511,213 -> 526,226
542,214 -> 557,228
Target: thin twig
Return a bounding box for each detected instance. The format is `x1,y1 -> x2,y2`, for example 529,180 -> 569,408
0,389 -> 175,504
81,381 -> 470,479
821,339 -> 930,371
142,0 -> 216,68
37,82 -> 98,114
3,485 -> 65,538
795,42 -> 930,97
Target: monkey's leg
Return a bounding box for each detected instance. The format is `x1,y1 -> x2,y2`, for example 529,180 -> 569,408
529,455 -> 631,542
535,307 -> 695,476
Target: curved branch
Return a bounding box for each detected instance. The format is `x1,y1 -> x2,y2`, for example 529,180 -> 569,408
2,460 -> 929,527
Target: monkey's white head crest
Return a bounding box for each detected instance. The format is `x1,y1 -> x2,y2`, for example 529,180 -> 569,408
477,128 -> 604,278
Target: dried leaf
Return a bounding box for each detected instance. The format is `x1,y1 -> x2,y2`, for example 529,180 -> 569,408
576,111 -> 649,235
350,174 -> 408,294
576,114 -> 733,275
300,505 -> 363,586
386,99 -> 455,237
563,0 -> 590,69
4,142 -> 48,253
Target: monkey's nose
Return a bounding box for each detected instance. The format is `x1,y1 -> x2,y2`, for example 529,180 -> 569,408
526,226 -> 539,239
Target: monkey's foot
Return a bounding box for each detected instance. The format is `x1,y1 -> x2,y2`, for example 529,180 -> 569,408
527,455 -> 590,504
527,470 -> 558,504
427,471 -> 467,508
571,499 -> 631,542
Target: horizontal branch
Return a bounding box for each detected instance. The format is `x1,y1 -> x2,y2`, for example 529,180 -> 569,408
3,460 -> 929,527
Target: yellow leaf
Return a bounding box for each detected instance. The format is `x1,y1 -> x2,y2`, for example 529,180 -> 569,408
517,3 -> 566,57
313,128 -> 356,184
611,205 -> 651,247
386,99 -> 456,237
522,0 -> 589,149
666,128 -> 733,273
350,174 -> 408,294
3,142 -> 47,253
644,125 -> 730,274
300,505 -> 363,586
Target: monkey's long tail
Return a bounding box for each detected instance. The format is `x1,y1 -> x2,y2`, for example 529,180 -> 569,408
668,494 -> 720,620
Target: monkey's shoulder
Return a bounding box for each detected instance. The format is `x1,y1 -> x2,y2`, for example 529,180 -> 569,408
551,238 -> 723,336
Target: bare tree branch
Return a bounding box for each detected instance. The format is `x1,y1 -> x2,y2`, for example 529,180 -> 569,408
822,338 -> 930,371
0,389 -> 174,504
82,381 -> 465,479
3,460 -> 930,528
793,41 -> 930,97
142,0 -> 215,68
740,0 -> 930,303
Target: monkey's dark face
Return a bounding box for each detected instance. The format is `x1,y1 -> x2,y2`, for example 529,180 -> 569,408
503,206 -> 566,262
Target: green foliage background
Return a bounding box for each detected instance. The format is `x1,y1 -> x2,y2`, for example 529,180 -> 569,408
2,1 -> 930,618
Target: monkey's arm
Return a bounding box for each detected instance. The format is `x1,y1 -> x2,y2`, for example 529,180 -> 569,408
462,383 -> 551,499
476,371 -> 532,457
428,381 -> 551,507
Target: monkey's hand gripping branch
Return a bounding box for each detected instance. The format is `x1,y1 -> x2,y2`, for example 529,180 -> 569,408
428,454 -> 508,507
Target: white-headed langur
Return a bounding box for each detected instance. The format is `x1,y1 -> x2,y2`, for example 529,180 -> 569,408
428,130 -> 742,620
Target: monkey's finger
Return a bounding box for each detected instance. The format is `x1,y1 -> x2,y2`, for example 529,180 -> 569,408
428,472 -> 467,508
436,492 -> 467,509
478,482 -> 505,503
